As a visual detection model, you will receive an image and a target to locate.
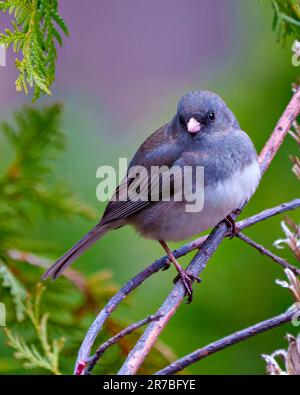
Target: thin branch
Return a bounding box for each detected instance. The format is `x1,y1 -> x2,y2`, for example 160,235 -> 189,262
74,199 -> 299,373
258,87 -> 300,173
236,198 -> 300,231
84,314 -> 162,375
155,304 -> 300,375
236,232 -> 300,275
117,87 -> 300,375
8,249 -> 89,292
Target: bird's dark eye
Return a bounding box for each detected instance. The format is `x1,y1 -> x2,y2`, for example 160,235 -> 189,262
208,111 -> 215,122
179,115 -> 185,127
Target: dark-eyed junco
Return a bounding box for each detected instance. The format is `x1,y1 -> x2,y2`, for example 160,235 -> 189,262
42,90 -> 261,302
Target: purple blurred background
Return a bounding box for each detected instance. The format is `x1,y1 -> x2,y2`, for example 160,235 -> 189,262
0,0 -> 241,127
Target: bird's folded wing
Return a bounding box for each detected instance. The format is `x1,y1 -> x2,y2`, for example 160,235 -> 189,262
100,166 -> 184,225
99,124 -> 188,225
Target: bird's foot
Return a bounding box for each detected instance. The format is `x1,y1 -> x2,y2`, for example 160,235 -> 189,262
224,214 -> 238,239
233,208 -> 241,216
173,269 -> 201,304
158,240 -> 201,303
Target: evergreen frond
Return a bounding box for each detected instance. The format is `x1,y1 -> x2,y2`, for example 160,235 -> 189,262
0,261 -> 27,321
271,0 -> 300,45
4,285 -> 65,374
0,0 -> 69,101
0,104 -> 96,226
4,329 -> 55,371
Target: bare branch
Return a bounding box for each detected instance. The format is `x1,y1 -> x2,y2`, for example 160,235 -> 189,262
117,87 -> 300,375
236,198 -> 300,231
258,87 -> 300,173
84,314 -> 162,375
8,249 -> 90,292
155,304 -> 300,375
236,232 -> 300,275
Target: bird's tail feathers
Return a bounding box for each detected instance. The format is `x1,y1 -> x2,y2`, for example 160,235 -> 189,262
42,223 -> 112,281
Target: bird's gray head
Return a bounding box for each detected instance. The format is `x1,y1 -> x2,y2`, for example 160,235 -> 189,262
176,90 -> 240,136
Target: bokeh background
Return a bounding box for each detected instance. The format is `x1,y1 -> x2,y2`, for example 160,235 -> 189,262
0,0 -> 299,374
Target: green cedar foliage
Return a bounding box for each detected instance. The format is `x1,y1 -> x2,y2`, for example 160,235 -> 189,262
0,0 -> 69,101
271,0 -> 300,44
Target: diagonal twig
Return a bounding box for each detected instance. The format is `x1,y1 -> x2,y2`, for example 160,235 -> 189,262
155,304 -> 300,375
84,313 -> 162,375
236,232 -> 300,275
236,198 -> 300,231
117,87 -> 300,375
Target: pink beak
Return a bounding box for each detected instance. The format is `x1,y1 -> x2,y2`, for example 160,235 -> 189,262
187,117 -> 201,133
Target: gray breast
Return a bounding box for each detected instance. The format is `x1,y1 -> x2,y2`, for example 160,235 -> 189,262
192,129 -> 258,187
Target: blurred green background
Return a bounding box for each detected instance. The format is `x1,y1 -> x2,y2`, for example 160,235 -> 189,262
0,0 -> 299,374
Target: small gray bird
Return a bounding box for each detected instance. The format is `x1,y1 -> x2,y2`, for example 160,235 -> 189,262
42,91 -> 261,302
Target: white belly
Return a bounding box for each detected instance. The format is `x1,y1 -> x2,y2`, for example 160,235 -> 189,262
130,160 -> 261,241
